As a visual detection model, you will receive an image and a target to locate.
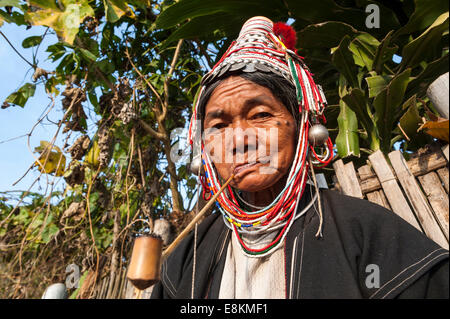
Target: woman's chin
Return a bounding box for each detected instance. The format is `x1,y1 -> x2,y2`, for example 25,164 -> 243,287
232,172 -> 281,193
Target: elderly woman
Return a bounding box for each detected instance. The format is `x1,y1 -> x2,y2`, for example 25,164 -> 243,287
151,17 -> 449,299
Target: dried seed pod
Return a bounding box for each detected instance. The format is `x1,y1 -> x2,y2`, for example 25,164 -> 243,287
68,135 -> 90,160
118,102 -> 138,125
64,160 -> 85,186
61,202 -> 85,222
97,126 -> 113,168
61,86 -> 86,110
61,86 -> 87,133
32,67 -> 50,82
141,192 -> 153,217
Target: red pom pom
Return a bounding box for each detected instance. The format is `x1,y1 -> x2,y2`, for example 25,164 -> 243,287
273,22 -> 297,51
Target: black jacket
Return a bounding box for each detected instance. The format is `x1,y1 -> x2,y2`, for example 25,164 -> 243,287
151,189 -> 449,299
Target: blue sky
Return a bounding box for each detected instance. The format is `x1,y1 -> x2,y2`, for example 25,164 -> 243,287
0,22 -> 68,201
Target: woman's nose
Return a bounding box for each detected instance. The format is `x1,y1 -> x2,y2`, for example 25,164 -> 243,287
229,122 -> 258,157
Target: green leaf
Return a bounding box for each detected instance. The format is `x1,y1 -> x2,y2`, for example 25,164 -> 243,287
103,0 -> 131,23
399,95 -> 422,140
372,30 -> 398,74
336,98 -> 360,158
96,58 -> 115,74
296,21 -> 359,49
156,0 -> 286,29
400,12 -> 449,70
406,54 -> 449,99
69,270 -> 88,299
365,74 -> 393,98
0,8 -> 25,25
342,88 -> 380,151
0,1 -> 20,7
29,0 -> 59,10
332,35 -> 359,88
44,76 -> 60,96
395,0 -> 449,36
46,42 -> 66,61
88,90 -> 99,110
349,33 -> 380,70
285,0 -> 363,28
160,12 -> 242,47
373,68 -> 412,152
41,223 -> 59,243
79,47 -> 97,61
88,191 -> 99,212
22,35 -> 43,48
4,83 -> 36,107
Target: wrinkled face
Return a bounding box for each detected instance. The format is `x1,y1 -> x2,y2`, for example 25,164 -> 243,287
203,76 -> 297,192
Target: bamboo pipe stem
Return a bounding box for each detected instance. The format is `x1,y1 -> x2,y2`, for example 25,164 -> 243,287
162,174 -> 235,259
135,288 -> 142,299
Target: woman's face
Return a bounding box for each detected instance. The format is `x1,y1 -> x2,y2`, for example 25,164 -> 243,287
203,76 -> 297,192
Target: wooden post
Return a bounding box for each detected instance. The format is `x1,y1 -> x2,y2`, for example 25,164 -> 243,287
366,190 -> 391,210
436,167 -> 449,193
368,150 -> 422,231
418,172 -> 449,242
388,151 -> 448,248
333,160 -> 363,198
427,72 -> 449,119
442,145 -> 449,162
357,165 -> 374,181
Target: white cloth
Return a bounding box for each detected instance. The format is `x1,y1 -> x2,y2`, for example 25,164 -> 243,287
218,230 -> 286,299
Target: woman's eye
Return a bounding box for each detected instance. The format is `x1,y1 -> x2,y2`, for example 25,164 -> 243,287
212,123 -> 227,129
252,112 -> 271,119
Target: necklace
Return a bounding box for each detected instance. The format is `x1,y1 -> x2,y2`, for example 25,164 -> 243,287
234,190 -> 266,210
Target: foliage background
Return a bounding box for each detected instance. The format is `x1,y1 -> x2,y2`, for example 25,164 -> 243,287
0,0 -> 448,298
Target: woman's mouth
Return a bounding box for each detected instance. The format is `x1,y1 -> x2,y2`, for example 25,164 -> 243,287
233,162 -> 260,176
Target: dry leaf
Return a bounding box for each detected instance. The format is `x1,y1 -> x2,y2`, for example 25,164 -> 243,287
34,141 -> 66,176
418,119 -> 449,142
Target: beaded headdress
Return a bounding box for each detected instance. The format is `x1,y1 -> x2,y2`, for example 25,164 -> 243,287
187,16 -> 333,257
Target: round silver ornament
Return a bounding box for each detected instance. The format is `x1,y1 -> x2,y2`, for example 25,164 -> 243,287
189,154 -> 203,176
308,124 -> 329,146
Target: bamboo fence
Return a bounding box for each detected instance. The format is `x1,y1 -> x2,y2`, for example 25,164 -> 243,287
332,143 -> 449,250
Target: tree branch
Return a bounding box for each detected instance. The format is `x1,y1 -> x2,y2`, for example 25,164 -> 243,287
124,46 -> 164,110
138,119 -> 165,140
194,39 -> 214,70
160,39 -> 183,122
127,40 -> 185,214
0,31 -> 35,68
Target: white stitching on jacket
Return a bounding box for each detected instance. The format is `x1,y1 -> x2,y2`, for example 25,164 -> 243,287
296,231 -> 306,299
381,252 -> 449,299
369,248 -> 447,299
162,259 -> 176,297
289,235 -> 299,299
